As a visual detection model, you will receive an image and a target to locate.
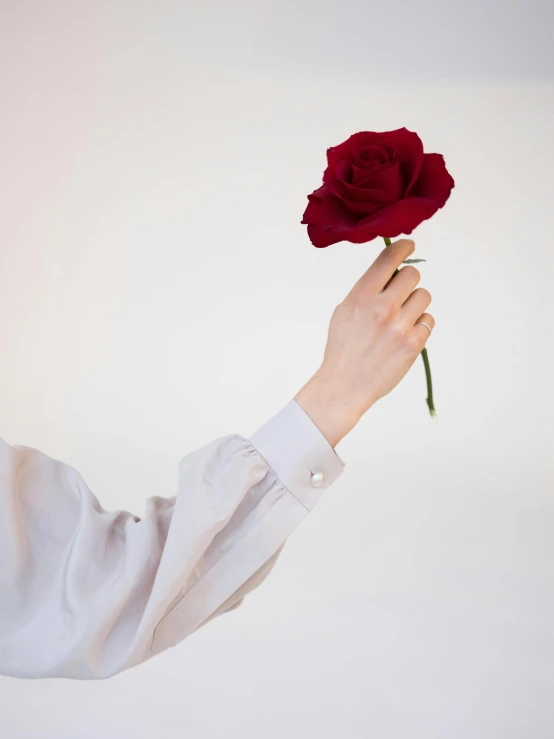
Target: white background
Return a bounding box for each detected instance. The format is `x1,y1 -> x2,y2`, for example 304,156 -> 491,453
1,1 -> 553,737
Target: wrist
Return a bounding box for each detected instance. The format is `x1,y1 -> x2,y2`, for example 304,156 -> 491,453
293,371 -> 364,448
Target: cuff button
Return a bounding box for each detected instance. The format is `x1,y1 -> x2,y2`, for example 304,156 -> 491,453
310,471 -> 325,488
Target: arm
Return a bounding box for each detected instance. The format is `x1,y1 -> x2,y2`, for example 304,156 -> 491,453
0,238 -> 434,680
0,399 -> 343,680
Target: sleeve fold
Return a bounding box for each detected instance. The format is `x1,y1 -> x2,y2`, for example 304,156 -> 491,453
0,399 -> 345,679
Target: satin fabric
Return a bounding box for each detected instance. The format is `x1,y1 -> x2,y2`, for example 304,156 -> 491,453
0,399 -> 344,679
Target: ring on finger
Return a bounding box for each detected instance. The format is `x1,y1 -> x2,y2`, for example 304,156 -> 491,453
415,320 -> 433,336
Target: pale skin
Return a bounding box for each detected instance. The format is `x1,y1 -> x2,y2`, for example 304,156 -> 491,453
294,238 -> 435,448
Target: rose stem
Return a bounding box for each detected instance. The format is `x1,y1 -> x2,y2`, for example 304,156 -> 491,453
383,237 -> 436,418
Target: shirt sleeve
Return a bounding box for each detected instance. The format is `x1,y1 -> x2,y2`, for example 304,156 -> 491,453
0,399 -> 345,680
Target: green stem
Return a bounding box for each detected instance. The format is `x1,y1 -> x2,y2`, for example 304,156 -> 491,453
420,346 -> 435,417
383,237 -> 436,418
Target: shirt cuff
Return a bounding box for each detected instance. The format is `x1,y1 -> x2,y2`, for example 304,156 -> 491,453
249,398 -> 345,510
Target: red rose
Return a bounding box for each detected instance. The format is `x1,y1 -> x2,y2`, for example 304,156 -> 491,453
302,128 -> 455,248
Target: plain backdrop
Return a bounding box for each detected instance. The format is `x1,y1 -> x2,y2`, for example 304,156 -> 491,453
1,1 -> 553,738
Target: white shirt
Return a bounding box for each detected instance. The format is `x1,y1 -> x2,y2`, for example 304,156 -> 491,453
0,399 -> 345,679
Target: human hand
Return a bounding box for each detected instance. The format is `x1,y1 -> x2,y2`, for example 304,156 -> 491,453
294,239 -> 435,447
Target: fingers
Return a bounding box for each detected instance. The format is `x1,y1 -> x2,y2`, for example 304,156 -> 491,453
384,265 -> 421,307
349,239 -> 415,300
399,287 -> 432,327
406,312 -> 435,352
415,312 -> 435,332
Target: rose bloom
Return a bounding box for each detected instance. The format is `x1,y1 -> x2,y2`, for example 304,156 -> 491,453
302,128 -> 455,248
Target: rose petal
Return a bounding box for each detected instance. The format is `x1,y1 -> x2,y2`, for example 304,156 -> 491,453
325,135 -> 359,168
307,130 -> 453,247
301,185 -> 355,228
383,129 -> 424,195
410,153 -> 455,200
322,160 -> 406,219
337,201 -> 381,216
357,195 -> 446,237
350,161 -> 389,186
326,131 -> 392,169
307,223 -> 379,248
348,161 -> 404,200
358,128 -> 424,195
340,181 -> 400,205
306,225 -> 345,248
322,158 -> 352,195
356,144 -> 389,169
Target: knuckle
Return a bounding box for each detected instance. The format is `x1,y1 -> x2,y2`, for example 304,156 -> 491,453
372,297 -> 394,325
345,294 -> 363,315
332,301 -> 351,324
405,331 -> 424,353
335,299 -> 352,313
388,320 -> 405,341
382,252 -> 398,272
